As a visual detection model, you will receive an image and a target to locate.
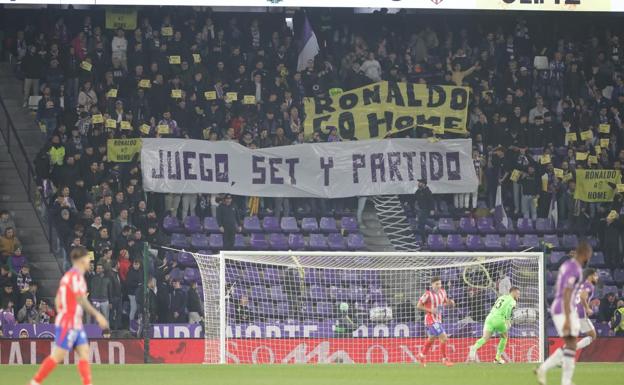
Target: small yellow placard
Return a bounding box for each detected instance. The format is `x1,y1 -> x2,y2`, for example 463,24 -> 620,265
540,154 -> 551,165
617,184 -> 624,193
80,61 -> 92,72
243,95 -> 256,105
554,168 -> 564,179
576,152 -> 588,161
140,124 -> 151,135
588,155 -> 598,165
157,124 -> 170,134
192,54 -> 201,64
510,169 -> 521,182
106,88 -> 118,98
599,124 -> 610,134
105,119 -> 117,129
171,89 -> 183,98
204,91 -> 216,100
139,79 -> 151,88
120,121 -> 132,130
168,55 -> 181,65
161,27 -> 173,36
565,132 -> 577,143
600,138 -> 610,148
91,114 -> 104,124
595,145 -> 602,154
225,92 -> 238,102
580,130 -> 593,141
562,173 -> 573,183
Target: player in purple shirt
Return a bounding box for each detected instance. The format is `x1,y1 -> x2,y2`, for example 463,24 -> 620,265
536,241 -> 592,385
575,269 -> 598,351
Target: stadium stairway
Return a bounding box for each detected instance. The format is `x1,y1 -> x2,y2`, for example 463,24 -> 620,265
0,63 -> 62,299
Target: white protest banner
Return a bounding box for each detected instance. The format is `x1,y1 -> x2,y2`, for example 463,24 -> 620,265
141,138 -> 478,198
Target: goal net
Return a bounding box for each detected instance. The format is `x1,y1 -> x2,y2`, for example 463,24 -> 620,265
192,251 -> 544,364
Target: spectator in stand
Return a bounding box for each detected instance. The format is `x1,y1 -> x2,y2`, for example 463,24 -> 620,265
16,264 -> 32,308
1,283 -> 15,310
187,280 -> 202,324
36,299 -> 52,324
8,246 -> 27,274
136,276 -> 158,323
0,227 -> 21,261
89,263 -> 111,323
601,210 -> 623,269
611,300 -> 624,336
217,194 -> 240,250
126,258 -> 143,321
414,178 -> 436,236
0,265 -> 13,291
519,165 -> 540,220
599,292 -> 619,322
16,296 -> 37,324
169,279 -> 187,323
0,211 -> 16,236
109,260 -> 123,330
21,45 -> 45,107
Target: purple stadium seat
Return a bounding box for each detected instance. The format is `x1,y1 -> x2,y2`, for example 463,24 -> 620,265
316,302 -> 334,318
521,234 -> 540,249
163,215 -> 183,233
183,268 -> 200,284
350,287 -> 366,302
613,269 -> 624,285
170,267 -> 184,281
308,233 -> 328,250
268,233 -> 289,250
562,234 -> 579,249
327,233 -> 347,250
250,233 -> 269,249
262,216 -> 280,232
304,269 -> 321,285
234,234 -> 247,249
263,267 -> 280,283
441,268 -> 460,283
516,218 -> 534,234
426,234 -> 445,250
176,251 -> 196,267
341,270 -> 360,283
225,266 -> 241,283
171,233 -> 189,249
183,215 -> 202,233
301,217 -> 319,233
243,216 -> 262,233
288,233 -> 306,250
437,218 -> 456,233
504,234 -> 521,250
191,233 -> 209,249
459,217 -> 477,234
330,286 -> 350,301
323,269 -> 340,284
340,216 -> 359,233
535,218 -> 555,234
446,234 -> 465,250
543,234 -> 560,249
275,302 -> 290,318
477,217 -> 496,234
465,234 -> 483,250
320,217 -> 339,233
202,216 -> 220,233
346,233 -> 365,250
280,217 -> 299,233
244,268 -> 262,285
270,285 -> 288,301
595,322 -> 612,337
546,270 -> 556,285
484,234 -> 503,251
549,251 -> 567,267
601,285 -> 619,298
308,286 -> 326,300
209,233 -> 224,250
597,269 -> 615,285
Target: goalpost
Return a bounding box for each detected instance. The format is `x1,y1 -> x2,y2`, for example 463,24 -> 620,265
192,251 -> 545,365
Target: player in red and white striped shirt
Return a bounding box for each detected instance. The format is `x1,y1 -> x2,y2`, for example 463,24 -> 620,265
30,246 -> 109,385
416,276 -> 455,366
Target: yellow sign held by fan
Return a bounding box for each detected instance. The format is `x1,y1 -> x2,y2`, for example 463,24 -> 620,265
120,121 -> 132,130
192,54 -> 201,64
140,124 -> 151,135
91,114 -> 104,124
243,95 -> 256,105
225,92 -> 238,103
565,132 -> 577,143
510,169 -> 521,182
576,152 -> 588,161
157,124 -> 170,134
171,89 -> 183,99
161,27 -> 173,36
540,154 -> 551,165
80,61 -> 92,72
204,91 -> 216,100
138,79 -> 151,88
106,88 -> 118,98
580,130 -> 594,141
105,119 -> 117,129
168,55 -> 181,65
599,124 -> 610,134
554,168 -> 564,179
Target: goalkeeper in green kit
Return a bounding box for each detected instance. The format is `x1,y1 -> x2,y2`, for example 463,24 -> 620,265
469,287 -> 520,364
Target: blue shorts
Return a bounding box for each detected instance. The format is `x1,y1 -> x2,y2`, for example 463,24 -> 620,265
426,322 -> 446,337
54,326 -> 88,351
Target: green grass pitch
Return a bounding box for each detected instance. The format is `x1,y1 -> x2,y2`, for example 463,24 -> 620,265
4,363 -> 623,385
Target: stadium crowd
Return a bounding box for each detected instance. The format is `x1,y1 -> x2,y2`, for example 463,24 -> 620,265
0,8 -> 623,335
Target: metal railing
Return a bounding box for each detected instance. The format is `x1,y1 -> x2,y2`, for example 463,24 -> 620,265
0,92 -> 58,265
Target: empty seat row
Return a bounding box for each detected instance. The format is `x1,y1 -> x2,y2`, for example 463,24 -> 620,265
433,216 -> 566,235
425,233 -> 580,251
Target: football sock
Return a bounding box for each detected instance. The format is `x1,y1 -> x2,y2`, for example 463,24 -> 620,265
576,336 -> 593,350
473,337 -> 487,350
33,356 -> 57,384
540,348 -> 563,372
78,359 -> 92,385
440,342 -> 447,359
422,339 -> 434,355
496,337 -> 508,358
561,348 -> 576,385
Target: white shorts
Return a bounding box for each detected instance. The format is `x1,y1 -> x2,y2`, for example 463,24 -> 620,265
553,312 -> 580,337
579,318 -> 595,335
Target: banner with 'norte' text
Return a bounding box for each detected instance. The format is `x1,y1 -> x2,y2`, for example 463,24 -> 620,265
304,81 -> 470,139
574,169 -> 622,202
140,138 -> 478,198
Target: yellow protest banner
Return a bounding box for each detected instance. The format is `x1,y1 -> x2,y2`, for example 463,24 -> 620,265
599,124 -> 610,134
105,119 -> 117,129
225,92 -> 238,102
580,130 -> 593,141
106,88 -> 118,98
168,56 -> 181,65
171,89 -> 183,99
192,54 -> 201,64
243,95 -> 256,105
157,124 -> 170,134
204,91 -> 216,100
576,152 -> 588,161
91,114 -> 104,124
304,81 -> 470,139
618,184 -> 624,193
565,132 -> 577,143
140,124 -> 151,135
588,155 -> 598,165
105,8 -> 137,30
80,61 -> 92,72
510,169 -> 521,183
107,139 -> 142,162
554,168 -> 564,179
600,138 -> 610,148
120,121 -> 132,130
138,79 -> 151,88
432,126 -> 444,135
574,169 -> 622,202
540,154 -> 551,165
329,88 -> 344,96
161,27 -> 174,36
